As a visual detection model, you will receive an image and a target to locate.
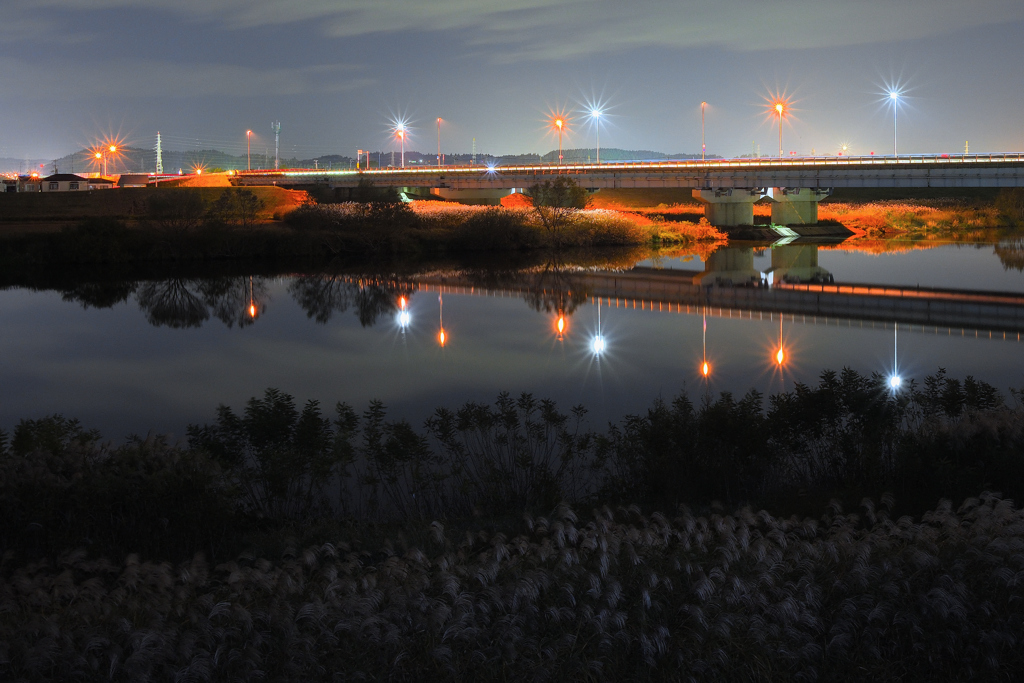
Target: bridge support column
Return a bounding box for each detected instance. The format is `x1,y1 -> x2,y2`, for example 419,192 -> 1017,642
691,188 -> 764,227
768,187 -> 832,225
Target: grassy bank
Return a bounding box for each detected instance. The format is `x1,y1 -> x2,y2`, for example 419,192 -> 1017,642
0,186 -> 305,224
1,369 -> 1023,680
0,189 -> 723,266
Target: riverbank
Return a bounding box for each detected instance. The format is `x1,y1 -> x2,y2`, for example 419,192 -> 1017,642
0,188 -> 728,265
2,185 -> 1021,266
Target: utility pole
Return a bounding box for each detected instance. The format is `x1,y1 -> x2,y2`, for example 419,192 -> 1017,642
271,121 -> 281,169
471,138 -> 476,165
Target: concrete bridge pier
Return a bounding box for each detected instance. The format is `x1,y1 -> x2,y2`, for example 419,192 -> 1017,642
692,188 -> 765,227
768,187 -> 832,225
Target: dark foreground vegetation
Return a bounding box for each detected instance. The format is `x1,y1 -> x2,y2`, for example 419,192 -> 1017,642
2,369 -> 1024,680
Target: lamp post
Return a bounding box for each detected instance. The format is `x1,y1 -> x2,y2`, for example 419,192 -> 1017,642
246,130 -> 252,171
437,118 -> 442,168
555,118 -> 563,166
95,152 -> 104,177
701,101 -> 707,162
397,126 -> 405,168
775,102 -> 784,157
590,109 -> 602,165
889,91 -> 899,158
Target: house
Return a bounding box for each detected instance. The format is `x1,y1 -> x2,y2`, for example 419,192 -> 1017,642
117,174 -> 151,187
38,174 -> 115,191
88,177 -> 115,190
41,173 -> 89,192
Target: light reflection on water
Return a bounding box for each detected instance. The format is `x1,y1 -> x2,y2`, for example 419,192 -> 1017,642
1,240 -> 1023,440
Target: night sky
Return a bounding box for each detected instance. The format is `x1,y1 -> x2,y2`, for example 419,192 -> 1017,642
3,0 -> 1023,162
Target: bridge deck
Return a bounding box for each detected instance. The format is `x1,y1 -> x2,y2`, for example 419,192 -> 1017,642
235,154 -> 1024,190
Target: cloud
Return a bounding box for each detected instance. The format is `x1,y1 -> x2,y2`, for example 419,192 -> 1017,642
18,0 -> 1024,59
0,60 -> 371,100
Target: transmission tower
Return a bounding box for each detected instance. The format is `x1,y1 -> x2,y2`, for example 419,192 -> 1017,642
155,132 -> 163,174
271,121 -> 281,169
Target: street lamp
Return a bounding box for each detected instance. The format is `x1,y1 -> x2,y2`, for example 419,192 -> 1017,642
701,101 -> 707,162
555,118 -> 564,166
889,91 -> 899,158
775,101 -> 785,157
436,118 -> 442,169
95,151 -> 106,177
396,126 -> 406,168
590,109 -> 602,165
246,130 -> 252,171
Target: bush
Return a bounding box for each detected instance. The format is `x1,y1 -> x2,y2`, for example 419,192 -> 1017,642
0,416 -> 236,561
451,208 -> 540,250
996,188 -> 1024,224
208,188 -> 265,229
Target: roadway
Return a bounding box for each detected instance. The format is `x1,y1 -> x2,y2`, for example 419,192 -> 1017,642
233,153 -> 1024,191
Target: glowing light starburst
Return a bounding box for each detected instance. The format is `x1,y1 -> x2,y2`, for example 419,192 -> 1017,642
877,78 -> 911,157
578,94 -> 612,164
87,132 -> 129,175
543,106 -> 574,164
761,89 -> 798,157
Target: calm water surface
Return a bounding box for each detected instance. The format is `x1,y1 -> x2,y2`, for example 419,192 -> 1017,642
2,239 -> 1023,440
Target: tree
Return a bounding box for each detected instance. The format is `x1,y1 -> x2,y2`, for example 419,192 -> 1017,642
527,177 -> 590,236
209,188 -> 265,229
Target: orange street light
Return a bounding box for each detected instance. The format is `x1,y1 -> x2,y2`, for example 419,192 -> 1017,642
246,130 -> 252,171
701,101 -> 707,162
555,118 -> 563,166
774,102 -> 785,157
396,127 -> 406,168
436,118 -> 442,168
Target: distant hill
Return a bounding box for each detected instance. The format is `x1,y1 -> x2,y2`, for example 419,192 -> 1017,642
6,146 -> 716,175
540,148 -> 713,163
0,158 -> 51,174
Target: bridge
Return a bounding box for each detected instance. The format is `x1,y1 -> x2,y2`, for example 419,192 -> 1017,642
233,153 -> 1024,227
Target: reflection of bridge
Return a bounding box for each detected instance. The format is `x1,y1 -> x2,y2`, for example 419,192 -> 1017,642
394,247 -> 1024,337
235,154 -> 1024,227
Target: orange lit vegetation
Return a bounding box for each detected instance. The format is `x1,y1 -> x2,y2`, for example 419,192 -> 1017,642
405,200 -> 726,248
818,200 -> 1003,240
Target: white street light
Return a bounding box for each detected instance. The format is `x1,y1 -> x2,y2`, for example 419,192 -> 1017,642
590,109 -> 602,165
889,91 -> 900,158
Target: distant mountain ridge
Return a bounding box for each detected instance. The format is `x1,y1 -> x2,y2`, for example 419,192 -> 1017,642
3,146 -> 713,174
